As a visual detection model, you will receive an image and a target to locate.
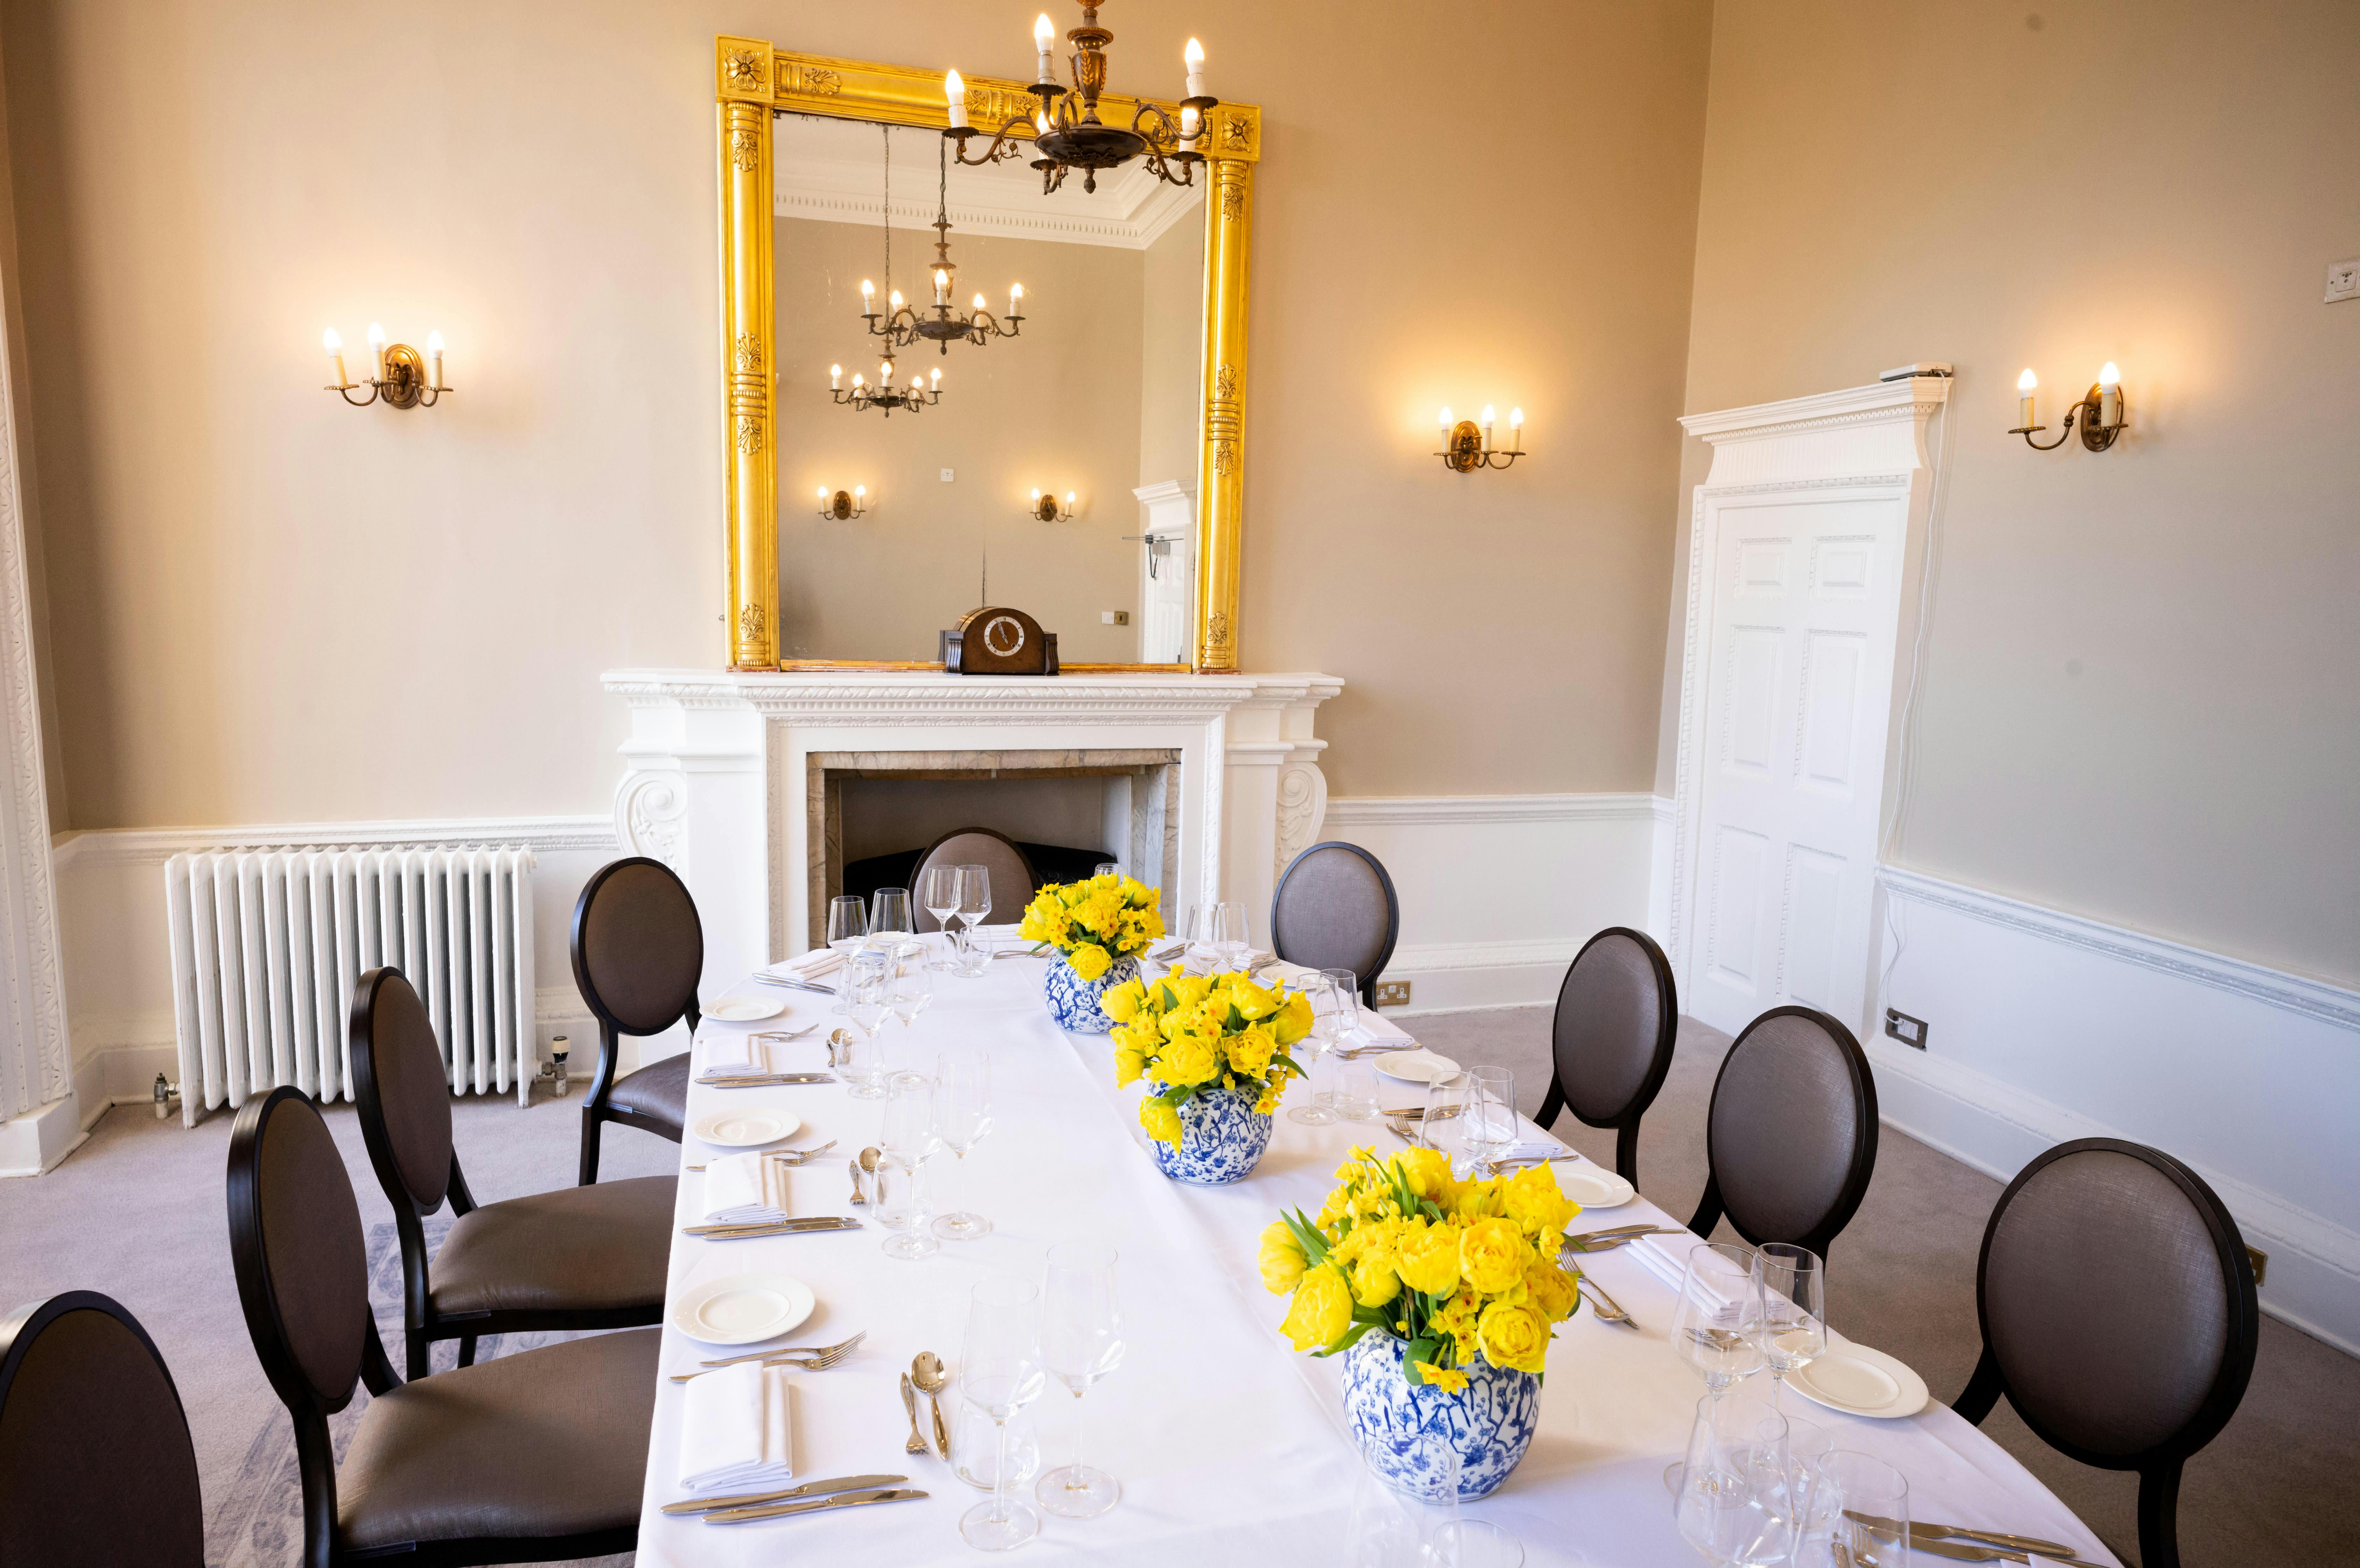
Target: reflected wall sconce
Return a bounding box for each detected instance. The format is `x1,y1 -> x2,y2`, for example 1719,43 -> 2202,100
1025,488 -> 1077,522
2011,363 -> 2124,452
1435,404 -> 1526,472
816,485 -> 870,520
323,323 -> 451,410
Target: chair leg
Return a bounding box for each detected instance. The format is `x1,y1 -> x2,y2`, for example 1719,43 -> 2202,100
2137,1460 -> 2183,1568
1614,1121 -> 1641,1187
1951,1345 -> 2004,1424
579,1104 -> 603,1186
1535,1080 -> 1565,1133
457,1334 -> 479,1368
405,1326 -> 429,1382
1686,1175 -> 1724,1242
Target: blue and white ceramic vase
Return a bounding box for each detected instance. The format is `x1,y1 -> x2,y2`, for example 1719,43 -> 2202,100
1143,1080 -> 1274,1186
1342,1331 -> 1541,1501
1042,951 -> 1141,1034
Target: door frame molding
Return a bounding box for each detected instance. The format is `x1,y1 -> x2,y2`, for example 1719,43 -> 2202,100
1668,377 -> 1949,1039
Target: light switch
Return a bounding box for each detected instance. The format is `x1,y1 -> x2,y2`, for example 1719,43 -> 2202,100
940,467 -> 956,482
2328,260 -> 2359,304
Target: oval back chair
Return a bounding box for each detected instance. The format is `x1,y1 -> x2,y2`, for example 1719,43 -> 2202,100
1687,1005 -> 1879,1260
1268,841 -> 1400,1008
571,856 -> 703,1184
910,828 -> 1038,933
1533,927 -> 1679,1186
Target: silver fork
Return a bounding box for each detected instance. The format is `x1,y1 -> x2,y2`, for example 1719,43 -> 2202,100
669,1339 -> 863,1382
700,1330 -> 867,1368
687,1138 -> 838,1172
1579,1275 -> 1638,1329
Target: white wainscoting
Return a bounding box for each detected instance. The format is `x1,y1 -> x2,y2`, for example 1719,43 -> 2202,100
1873,864 -> 2360,1354
51,816 -> 626,1125
1319,794 -> 1666,1016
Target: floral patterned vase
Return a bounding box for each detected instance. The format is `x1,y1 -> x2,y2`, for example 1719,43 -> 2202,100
1143,1080 -> 1274,1186
1042,952 -> 1141,1034
1342,1331 -> 1541,1500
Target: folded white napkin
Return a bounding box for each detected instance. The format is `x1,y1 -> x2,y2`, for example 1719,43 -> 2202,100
679,1361 -> 795,1491
1350,1012 -> 1414,1046
763,948 -> 844,979
699,1035 -> 774,1080
1505,1133 -> 1575,1162
702,1152 -> 791,1225
1630,1234 -> 1753,1324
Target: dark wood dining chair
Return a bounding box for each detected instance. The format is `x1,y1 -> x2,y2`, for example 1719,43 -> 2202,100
1954,1138 -> 2258,1568
228,1085 -> 659,1568
0,1290 -> 205,1565
572,855 -> 703,1185
351,965 -> 673,1380
1687,1005 -> 1878,1260
1269,841 -> 1400,1008
910,827 -> 1037,931
1533,927 -> 1679,1186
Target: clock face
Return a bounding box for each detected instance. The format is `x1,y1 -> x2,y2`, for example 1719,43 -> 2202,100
982,614 -> 1026,657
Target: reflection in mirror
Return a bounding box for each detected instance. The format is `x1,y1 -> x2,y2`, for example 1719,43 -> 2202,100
773,112 -> 1205,664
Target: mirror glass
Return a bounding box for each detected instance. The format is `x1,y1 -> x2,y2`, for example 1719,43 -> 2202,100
772,112 -> 1205,664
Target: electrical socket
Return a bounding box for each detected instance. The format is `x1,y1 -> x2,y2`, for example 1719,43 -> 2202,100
1373,980 -> 1412,1008
1100,610 -> 1130,626
2328,260 -> 2359,304
2247,1245 -> 2269,1287
940,467 -> 956,482
1884,1009 -> 1928,1049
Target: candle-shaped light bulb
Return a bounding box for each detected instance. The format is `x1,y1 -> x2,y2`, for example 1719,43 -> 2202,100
853,485 -> 865,499
818,486 -> 829,499
830,363 -> 843,390
1179,105 -> 1200,145
2099,361 -> 2120,388
1481,404 -> 1496,446
2016,368 -> 2037,428
1065,490 -> 1076,509
880,360 -> 892,382
2097,362 -> 2121,427
1035,108 -> 1053,139
930,366 -> 941,387
852,373 -> 865,388
888,288 -> 904,312
1032,488 -> 1043,501
1509,407 -> 1524,452
426,330 -> 445,389
973,292 -> 988,312
1009,282 -> 1024,316
322,327 -> 349,388
366,322 -> 388,380
934,268 -> 950,305
1438,406 -> 1453,431
1184,37 -> 1206,98
944,68 -> 969,130
1035,12 -> 1056,83
860,278 -> 875,313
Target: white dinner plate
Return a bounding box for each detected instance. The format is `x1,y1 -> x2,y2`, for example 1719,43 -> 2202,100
668,1272 -> 817,1346
1785,1339 -> 1930,1419
705,996 -> 789,1023
1374,1050 -> 1461,1084
1554,1165 -> 1637,1209
691,1108 -> 804,1148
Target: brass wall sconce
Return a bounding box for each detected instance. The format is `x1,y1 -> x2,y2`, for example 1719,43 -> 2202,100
324,323 -> 452,410
1025,488 -> 1077,522
815,485 -> 870,520
1435,404 -> 1526,472
2011,364 -> 2125,452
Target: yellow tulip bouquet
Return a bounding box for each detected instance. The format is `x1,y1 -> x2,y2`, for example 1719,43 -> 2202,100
1102,970 -> 1312,1146
1260,1146 -> 1585,1389
1018,873 -> 1165,981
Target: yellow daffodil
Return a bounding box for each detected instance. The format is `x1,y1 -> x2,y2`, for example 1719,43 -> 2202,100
1395,1219 -> 1463,1297
1476,1300 -> 1550,1374
1394,1147 -> 1457,1206
1258,1220 -> 1307,1294
1140,1097 -> 1183,1147
1227,1022 -> 1276,1078
1067,942 -> 1112,981
1271,990 -> 1314,1047
1280,1264 -> 1354,1353
1501,1162 -> 1581,1239
1458,1217 -> 1531,1295
1159,1033 -> 1221,1088
1113,1046 -> 1146,1088
1101,977 -> 1147,1023
1350,1247 -> 1402,1309
1523,1257 -> 1581,1320
1419,1361 -> 1470,1394
1227,975 -> 1283,1020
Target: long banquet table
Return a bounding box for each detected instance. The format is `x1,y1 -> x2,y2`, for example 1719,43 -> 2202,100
633,944 -> 2118,1566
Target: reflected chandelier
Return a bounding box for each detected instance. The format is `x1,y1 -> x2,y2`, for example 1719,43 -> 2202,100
861,137 -> 1027,357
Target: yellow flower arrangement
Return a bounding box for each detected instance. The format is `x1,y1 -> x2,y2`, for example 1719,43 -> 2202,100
1261,1147 -> 1585,1388
1103,970 -> 1313,1145
1017,873 -> 1166,980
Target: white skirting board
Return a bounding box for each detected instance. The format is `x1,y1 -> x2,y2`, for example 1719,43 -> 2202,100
1874,864 -> 2360,1355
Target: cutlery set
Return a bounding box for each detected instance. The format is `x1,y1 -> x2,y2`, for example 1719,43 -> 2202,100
680,1215 -> 863,1241
666,1476 -> 925,1526
1846,1513 -> 2092,1564
668,1330 -> 868,1382
752,974 -> 838,996
685,1138 -> 838,1172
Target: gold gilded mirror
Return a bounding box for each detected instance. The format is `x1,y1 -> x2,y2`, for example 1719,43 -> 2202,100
714,36 -> 1260,673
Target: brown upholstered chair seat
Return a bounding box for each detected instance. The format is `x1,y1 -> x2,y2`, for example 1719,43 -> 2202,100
429,1176 -> 675,1318
335,1327 -> 660,1554
606,1052 -> 690,1133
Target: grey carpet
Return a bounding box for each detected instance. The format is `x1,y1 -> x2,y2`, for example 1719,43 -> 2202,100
1408,1008 -> 2360,1566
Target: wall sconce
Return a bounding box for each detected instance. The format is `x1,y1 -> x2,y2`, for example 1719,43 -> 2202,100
815,485 -> 870,520
1025,488 -> 1077,522
323,323 -> 451,409
2011,363 -> 2124,452
1435,404 -> 1526,472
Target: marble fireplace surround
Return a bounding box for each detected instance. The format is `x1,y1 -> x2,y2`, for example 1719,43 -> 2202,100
603,669 -> 1343,998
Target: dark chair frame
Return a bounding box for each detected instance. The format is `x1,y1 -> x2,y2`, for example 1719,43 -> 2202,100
1686,1004 -> 1879,1259
1269,840 -> 1401,1008
230,1085 -> 639,1568
350,964 -> 664,1382
910,826 -> 1040,929
571,855 -> 703,1186
1532,926 -> 1679,1185
1952,1138 -> 2259,1568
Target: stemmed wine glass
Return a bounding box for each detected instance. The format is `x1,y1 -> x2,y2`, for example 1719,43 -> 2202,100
921,865 -> 961,970
932,1050 -> 994,1241
826,894 -> 868,1013
1673,1389 -> 1796,1567
1755,1243 -> 1827,1411
1460,1065 -> 1517,1177
878,1070 -> 942,1260
1212,901 -> 1252,972
888,947 -> 933,1040
1092,861 -> 1122,880
870,886 -> 914,945
959,1278 -> 1047,1551
1665,1242 -> 1766,1494
1810,1452 -> 1908,1568
953,865 -> 993,976
839,950 -> 891,1097
1288,972 -> 1344,1126
1036,1242 -> 1126,1519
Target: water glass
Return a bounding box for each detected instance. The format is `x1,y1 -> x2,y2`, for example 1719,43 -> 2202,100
1335,1057 -> 1380,1120
1212,901 -> 1252,970
872,1153 -> 935,1261
953,1398 -> 1040,1493
887,949 -> 933,1039
1666,1242 -> 1767,1494
1287,972 -> 1343,1127
1319,968 -> 1362,1040
1673,1389 -> 1795,1567
1462,1066 -> 1517,1175
932,1050 -> 994,1241
840,954 -> 891,1096
826,894 -> 869,948
1756,1242 -> 1828,1409
1092,861 -> 1122,880
959,1279 -> 1047,1552
870,886 -> 914,941
1811,1451 -> 1908,1568
881,1069 -> 942,1168
1348,1428 -> 1460,1567
920,865 -> 961,968
1432,1519 -> 1526,1568
1036,1242 -> 1125,1519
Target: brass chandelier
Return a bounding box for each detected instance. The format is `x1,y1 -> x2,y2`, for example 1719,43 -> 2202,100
861,138 -> 1027,357
943,4 -> 1216,195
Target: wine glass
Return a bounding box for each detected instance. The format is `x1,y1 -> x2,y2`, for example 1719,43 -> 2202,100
932,1050 -> 994,1241
953,865 -> 993,976
870,886 -> 914,943
1036,1241 -> 1125,1518
879,1071 -> 941,1260
921,865 -> 961,970
1212,901 -> 1252,972
1180,904 -> 1208,970
1673,1389 -> 1795,1567
1755,1243 -> 1827,1411
1288,972 -> 1343,1126
1810,1452 -> 1907,1568
1666,1242 -> 1767,1494
1348,1426 -> 1460,1566
888,947 -> 933,1037
840,951 -> 891,1097
872,1152 -> 933,1262
1093,861 -> 1122,880
959,1278 -> 1047,1551
1461,1066 -> 1517,1177
826,895 -> 868,1012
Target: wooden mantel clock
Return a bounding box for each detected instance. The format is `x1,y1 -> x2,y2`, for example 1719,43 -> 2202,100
943,607 -> 1060,676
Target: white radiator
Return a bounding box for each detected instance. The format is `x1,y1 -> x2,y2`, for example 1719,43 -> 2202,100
164,847 -> 538,1124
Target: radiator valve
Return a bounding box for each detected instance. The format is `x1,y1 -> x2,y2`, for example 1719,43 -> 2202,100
551,1037 -> 571,1096
151,1073 -> 181,1120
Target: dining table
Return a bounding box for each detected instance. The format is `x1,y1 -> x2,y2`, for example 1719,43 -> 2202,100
631,935 -> 2119,1566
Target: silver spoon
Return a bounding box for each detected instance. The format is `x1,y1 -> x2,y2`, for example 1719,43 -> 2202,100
911,1352 -> 953,1460
851,1145 -> 880,1205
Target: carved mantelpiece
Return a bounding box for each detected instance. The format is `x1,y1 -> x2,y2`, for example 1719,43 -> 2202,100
604,669 -> 1342,994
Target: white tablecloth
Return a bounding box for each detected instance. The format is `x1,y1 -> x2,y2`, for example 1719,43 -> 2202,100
634,950 -> 2117,1565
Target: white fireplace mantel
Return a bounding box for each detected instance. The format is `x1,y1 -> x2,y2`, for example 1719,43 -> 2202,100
602,669 -> 1343,994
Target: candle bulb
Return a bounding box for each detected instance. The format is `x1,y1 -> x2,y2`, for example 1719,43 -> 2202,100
860,278 -> 875,315
888,288 -> 904,312
830,363 -> 843,390
1009,282 -> 1024,317
2097,361 -> 2121,428
1438,406 -> 1452,432
1034,13 -> 1057,84
366,322 -> 388,381
853,485 -> 866,501
944,68 -> 968,130
1184,37 -> 1206,99
880,360 -> 893,383
1179,105 -> 1200,150
1509,407 -> 1524,452
2017,368 -> 2038,429
322,327 -> 349,388
934,268 -> 950,306
1481,404 -> 1496,448
818,486 -> 829,500
1036,108 -> 1053,140
426,330 -> 445,390
852,373 -> 865,388
1065,490 -> 1077,513
973,292 -> 988,313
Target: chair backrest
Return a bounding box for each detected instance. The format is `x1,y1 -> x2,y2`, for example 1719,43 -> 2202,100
1268,842 -> 1399,1000
1703,1006 -> 1878,1254
1978,1139 -> 2258,1468
351,966 -> 453,1214
228,1085 -> 376,1419
0,1291 -> 204,1566
572,857 -> 704,1036
1549,927 -> 1678,1129
909,828 -> 1037,932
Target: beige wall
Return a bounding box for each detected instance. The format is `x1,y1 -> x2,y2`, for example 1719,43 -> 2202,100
1671,0 -> 2360,985
0,0 -> 1713,832
774,217 -> 1147,663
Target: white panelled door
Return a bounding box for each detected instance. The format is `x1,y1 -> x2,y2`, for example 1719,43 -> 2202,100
1687,491 -> 1906,1037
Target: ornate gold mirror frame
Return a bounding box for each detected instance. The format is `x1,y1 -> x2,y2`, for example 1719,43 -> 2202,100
715,37 -> 1260,674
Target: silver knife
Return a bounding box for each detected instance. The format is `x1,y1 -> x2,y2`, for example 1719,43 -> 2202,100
661,1473 -> 909,1516
682,1218 -> 862,1238
753,976 -> 837,995
1861,1523 -> 2094,1564
702,1486 -> 927,1525
1848,1514 -> 2080,1560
